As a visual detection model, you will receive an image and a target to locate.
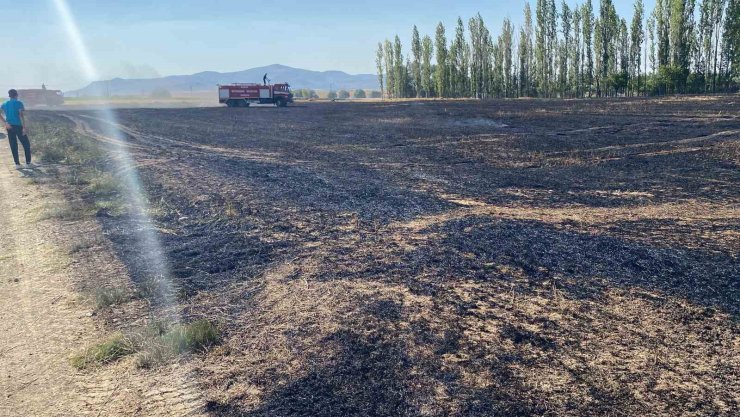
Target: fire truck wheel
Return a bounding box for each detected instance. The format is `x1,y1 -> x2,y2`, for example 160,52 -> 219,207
275,98 -> 287,107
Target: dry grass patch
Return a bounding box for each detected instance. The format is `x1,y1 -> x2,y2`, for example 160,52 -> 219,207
72,320 -> 219,370
71,332 -> 136,369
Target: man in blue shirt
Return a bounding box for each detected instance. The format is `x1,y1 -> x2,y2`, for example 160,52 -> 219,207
1,89 -> 32,169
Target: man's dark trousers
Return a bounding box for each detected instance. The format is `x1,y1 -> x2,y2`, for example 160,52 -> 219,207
7,125 -> 31,165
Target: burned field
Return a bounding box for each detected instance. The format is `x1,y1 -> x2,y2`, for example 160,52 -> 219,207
40,97 -> 738,416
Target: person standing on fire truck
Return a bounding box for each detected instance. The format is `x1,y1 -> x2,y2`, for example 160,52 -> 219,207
1,89 -> 32,170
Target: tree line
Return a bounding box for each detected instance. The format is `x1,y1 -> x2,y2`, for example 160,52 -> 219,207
376,0 -> 739,98
293,89 -> 382,99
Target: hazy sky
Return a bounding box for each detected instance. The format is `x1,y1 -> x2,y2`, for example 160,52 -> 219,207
0,0 -> 650,92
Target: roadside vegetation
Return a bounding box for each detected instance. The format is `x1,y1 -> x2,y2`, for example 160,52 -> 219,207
28,113 -> 221,370
31,116 -> 127,220
72,319 -> 219,369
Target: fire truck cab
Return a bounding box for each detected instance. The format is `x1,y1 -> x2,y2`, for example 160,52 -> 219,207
219,83 -> 293,108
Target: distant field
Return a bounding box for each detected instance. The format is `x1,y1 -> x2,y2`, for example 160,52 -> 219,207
62,93 -> 218,109
29,97 -> 739,416
60,89 -> 383,109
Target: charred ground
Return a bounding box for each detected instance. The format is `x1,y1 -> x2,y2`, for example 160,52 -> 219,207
34,97 -> 739,416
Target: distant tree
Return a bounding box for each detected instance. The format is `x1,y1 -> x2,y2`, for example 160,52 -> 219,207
535,0 -> 548,95
618,18 -> 631,94
421,35 -> 434,97
150,88 -> 172,98
469,14 -> 493,98
500,18 -> 515,97
369,90 -> 383,98
583,0 -> 595,96
411,26 -> 423,97
560,1 -> 572,96
655,0 -> 671,68
669,0 -> 692,92
725,0 -> 739,85
376,42 -> 385,98
519,3 -> 535,96
631,0 -> 644,95
293,89 -> 304,98
648,14 -> 657,73
383,39 -> 395,98
547,0 -> 558,96
594,17 -> 603,93
572,6 -> 583,97
328,90 -> 338,100
337,90 -> 350,99
393,35 -> 405,97
599,0 -> 619,96
435,22 -> 449,97
353,89 -> 367,98
450,17 -> 470,97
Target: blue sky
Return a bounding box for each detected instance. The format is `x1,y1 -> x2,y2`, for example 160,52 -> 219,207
0,0 -> 651,92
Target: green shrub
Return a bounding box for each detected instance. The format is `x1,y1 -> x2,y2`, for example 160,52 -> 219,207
162,320 -> 220,354
71,333 -> 136,369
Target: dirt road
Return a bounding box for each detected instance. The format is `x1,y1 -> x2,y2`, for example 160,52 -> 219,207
0,155 -> 203,416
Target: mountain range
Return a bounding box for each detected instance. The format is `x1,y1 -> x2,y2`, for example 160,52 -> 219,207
69,64 -> 378,96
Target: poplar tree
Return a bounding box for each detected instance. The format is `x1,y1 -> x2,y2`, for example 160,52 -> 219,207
619,18 -> 630,94
572,7 -> 583,97
560,1 -> 572,96
582,0 -> 595,96
411,26 -> 423,97
435,22 -> 449,97
469,14 -> 492,98
519,3 -> 535,96
669,0 -> 691,91
631,0 -> 644,95
535,0 -> 548,95
501,18 -> 515,97
376,43 -> 385,98
599,0 -> 618,95
383,40 -> 395,98
594,17 -> 603,94
393,36 -> 404,97
421,35 -> 434,97
724,0 -> 739,84
449,18 -> 470,97
546,0 -> 558,96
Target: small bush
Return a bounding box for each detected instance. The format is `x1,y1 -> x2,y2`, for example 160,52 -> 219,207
353,89 -> 367,99
84,170 -> 120,197
71,333 -> 136,369
94,199 -> 127,217
94,286 -> 130,309
135,342 -> 175,369
163,320 -> 220,354
337,90 -> 350,99
39,203 -> 90,221
137,275 -> 173,301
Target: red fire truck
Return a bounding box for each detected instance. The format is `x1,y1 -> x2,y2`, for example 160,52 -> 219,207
218,83 -> 293,107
